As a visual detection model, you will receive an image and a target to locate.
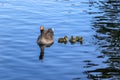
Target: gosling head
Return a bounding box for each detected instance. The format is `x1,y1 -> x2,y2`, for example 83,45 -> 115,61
71,36 -> 74,39
76,36 -> 79,41
64,36 -> 68,41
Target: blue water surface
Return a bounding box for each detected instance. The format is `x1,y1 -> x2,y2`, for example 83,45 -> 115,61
0,0 -> 120,80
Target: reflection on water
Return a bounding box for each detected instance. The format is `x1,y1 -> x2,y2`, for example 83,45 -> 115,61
85,0 -> 120,80
0,0 -> 120,80
38,43 -> 54,60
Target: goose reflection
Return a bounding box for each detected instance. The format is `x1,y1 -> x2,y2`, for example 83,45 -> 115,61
84,0 -> 120,80
38,43 -> 53,60
37,26 -> 54,60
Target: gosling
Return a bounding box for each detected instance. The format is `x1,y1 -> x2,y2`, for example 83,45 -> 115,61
69,36 -> 76,44
76,36 -> 83,44
58,36 -> 68,44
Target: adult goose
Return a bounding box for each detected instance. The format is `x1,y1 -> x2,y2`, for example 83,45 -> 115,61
37,26 -> 54,46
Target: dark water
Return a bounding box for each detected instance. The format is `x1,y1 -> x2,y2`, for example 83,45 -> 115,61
0,0 -> 120,80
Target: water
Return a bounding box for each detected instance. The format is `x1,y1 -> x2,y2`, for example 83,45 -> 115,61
0,0 -> 120,80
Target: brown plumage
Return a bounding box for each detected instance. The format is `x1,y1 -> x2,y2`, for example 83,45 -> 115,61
37,26 -> 54,45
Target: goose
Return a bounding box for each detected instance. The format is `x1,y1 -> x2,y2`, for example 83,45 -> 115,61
37,26 -> 54,45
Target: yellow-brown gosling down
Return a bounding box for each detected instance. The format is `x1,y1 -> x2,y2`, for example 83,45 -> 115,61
69,36 -> 76,44
76,36 -> 83,42
76,36 -> 83,44
58,36 -> 68,44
